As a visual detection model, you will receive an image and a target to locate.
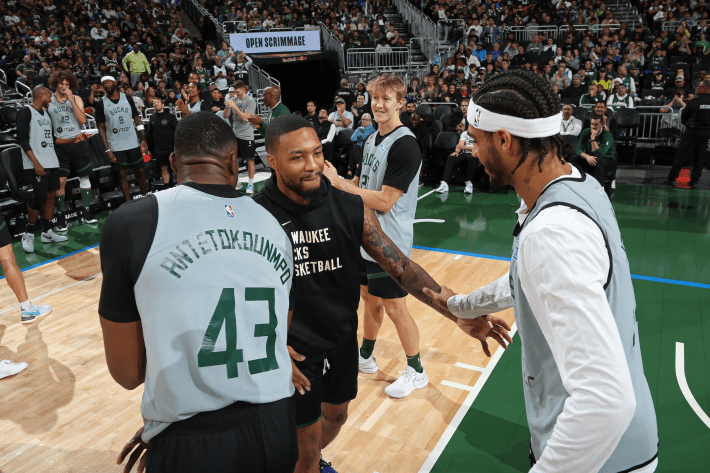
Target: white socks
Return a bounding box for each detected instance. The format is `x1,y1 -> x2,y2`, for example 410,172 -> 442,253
248,178 -> 254,185
19,300 -> 32,311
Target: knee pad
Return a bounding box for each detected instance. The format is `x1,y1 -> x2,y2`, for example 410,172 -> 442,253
79,176 -> 91,189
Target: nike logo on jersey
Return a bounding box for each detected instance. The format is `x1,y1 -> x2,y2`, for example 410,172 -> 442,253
281,221 -> 291,226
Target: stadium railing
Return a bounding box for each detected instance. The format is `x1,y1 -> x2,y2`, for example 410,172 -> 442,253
392,0 -> 437,60
346,48 -> 410,72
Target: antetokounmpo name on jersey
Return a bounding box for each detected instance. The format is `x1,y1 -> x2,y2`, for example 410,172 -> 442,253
290,227 -> 343,277
160,229 -> 291,283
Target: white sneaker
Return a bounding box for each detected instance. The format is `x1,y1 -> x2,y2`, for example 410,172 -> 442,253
464,181 -> 473,194
0,359 -> 28,380
41,229 -> 68,243
434,181 -> 449,193
246,183 -> 254,194
21,233 -> 34,253
359,353 -> 378,374
385,365 -> 428,398
611,179 -> 616,190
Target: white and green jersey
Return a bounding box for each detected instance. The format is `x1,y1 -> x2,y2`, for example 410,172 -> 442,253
48,94 -> 82,140
607,93 -> 634,112
359,126 -> 421,262
135,186 -> 295,442
21,105 -> 59,170
102,93 -> 140,151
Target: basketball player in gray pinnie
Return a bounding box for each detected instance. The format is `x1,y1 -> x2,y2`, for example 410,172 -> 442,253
100,112 -> 298,473
95,76 -> 148,202
16,86 -> 69,254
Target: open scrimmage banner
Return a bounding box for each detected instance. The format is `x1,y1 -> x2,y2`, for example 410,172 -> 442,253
230,31 -> 321,54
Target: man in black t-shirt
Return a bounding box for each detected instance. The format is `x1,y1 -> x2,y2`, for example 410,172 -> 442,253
334,78 -> 356,110
252,114 -> 510,473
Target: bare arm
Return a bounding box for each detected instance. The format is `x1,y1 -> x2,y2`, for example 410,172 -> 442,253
70,93 -> 87,125
133,115 -> 146,145
97,122 -> 110,151
325,166 -> 404,213
339,110 -> 352,127
361,205 -> 454,321
99,317 -> 147,390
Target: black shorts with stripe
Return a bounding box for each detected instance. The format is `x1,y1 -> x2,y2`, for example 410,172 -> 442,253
360,257 -> 408,299
112,147 -> 145,171
55,140 -> 93,178
145,398 -> 298,473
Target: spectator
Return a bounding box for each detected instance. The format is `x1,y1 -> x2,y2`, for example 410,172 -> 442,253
122,45 -> 151,86
551,65 -> 571,90
571,114 -> 616,193
313,108 -> 336,161
352,94 -> 371,128
15,55 -> 37,87
562,75 -> 587,104
329,98 -> 354,132
607,79 -> 634,111
348,113 -> 376,178
581,83 -> 607,107
304,100 -> 318,126
560,104 -> 583,137
434,129 -> 478,195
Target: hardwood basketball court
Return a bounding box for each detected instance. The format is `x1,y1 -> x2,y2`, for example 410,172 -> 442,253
0,245 -> 513,473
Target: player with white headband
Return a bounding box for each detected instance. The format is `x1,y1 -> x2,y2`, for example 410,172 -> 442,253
425,71 -> 659,473
95,75 -> 149,202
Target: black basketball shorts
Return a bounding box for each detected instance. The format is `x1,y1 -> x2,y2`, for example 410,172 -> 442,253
236,137 -> 256,161
0,217 -> 12,248
23,168 -> 60,211
292,332 -> 359,427
55,141 -> 93,178
153,150 -> 172,168
145,398 -> 298,473
360,257 -> 408,299
112,147 -> 145,171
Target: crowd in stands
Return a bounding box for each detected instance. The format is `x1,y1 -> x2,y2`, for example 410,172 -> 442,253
0,0 -> 263,112
405,0 -> 708,113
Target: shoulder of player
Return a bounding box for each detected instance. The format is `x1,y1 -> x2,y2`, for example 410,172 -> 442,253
330,181 -> 365,208
102,194 -> 158,236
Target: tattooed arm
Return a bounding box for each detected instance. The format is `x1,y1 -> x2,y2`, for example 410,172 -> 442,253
360,204 -> 455,321
360,205 -> 514,356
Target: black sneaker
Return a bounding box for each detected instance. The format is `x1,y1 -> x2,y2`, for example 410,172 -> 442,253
81,209 -> 98,225
54,212 -> 68,232
319,457 -> 337,473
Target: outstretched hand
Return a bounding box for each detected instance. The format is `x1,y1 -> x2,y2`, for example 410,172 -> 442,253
423,286 -> 513,356
456,315 -> 513,357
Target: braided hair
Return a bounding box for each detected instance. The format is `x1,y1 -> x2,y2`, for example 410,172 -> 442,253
471,70 -> 566,173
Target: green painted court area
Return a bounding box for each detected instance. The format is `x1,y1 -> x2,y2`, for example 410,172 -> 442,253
3,182 -> 709,471
413,184 -> 710,472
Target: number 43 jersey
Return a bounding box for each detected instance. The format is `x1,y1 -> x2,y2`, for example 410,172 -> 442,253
100,183 -> 294,442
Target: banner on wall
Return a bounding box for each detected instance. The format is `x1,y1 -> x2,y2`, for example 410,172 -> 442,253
229,31 -> 321,55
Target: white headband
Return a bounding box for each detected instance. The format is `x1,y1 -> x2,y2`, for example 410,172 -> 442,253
101,76 -> 116,83
467,103 -> 562,138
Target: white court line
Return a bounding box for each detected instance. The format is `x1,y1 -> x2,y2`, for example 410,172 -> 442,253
675,342 -> 710,429
455,362 -> 486,373
360,398 -> 393,432
418,323 -> 517,473
0,273 -> 102,315
418,189 -> 437,201
454,254 -> 462,260
413,219 -> 445,224
441,380 -> 477,392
